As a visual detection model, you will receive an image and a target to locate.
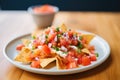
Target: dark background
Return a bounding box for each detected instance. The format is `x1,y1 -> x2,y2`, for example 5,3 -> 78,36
0,0 -> 120,11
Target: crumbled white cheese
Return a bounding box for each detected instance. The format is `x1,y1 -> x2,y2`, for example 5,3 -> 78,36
38,46 -> 42,49
28,43 -> 32,49
48,43 -> 52,48
51,49 -> 67,58
70,46 -> 78,50
61,46 -> 67,52
54,36 -> 57,42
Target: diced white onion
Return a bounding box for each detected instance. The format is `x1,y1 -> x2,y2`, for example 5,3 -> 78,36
28,43 -> 32,49
61,46 -> 67,52
51,49 -> 67,58
54,36 -> 57,42
48,43 -> 52,48
35,57 -> 39,61
70,46 -> 78,50
38,46 -> 42,49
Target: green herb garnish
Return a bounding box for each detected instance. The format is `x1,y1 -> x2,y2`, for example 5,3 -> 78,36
77,42 -> 83,49
57,34 -> 61,37
32,46 -> 35,50
45,35 -> 48,39
52,46 -> 60,51
32,36 -> 36,39
45,40 -> 49,44
77,49 -> 81,53
56,27 -> 60,32
95,53 -> 99,57
79,36 -> 83,40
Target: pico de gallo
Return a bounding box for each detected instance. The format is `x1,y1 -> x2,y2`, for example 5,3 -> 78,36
16,25 -> 98,69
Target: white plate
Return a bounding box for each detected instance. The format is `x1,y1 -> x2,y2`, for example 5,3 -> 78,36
3,31 -> 110,75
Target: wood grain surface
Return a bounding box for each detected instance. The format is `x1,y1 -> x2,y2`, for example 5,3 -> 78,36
0,11 -> 120,80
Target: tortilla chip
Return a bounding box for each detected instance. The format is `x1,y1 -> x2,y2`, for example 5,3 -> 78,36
82,34 -> 95,44
56,56 -> 66,69
81,48 -> 91,54
22,39 -> 31,47
40,57 -> 56,68
60,23 -> 67,32
14,47 -> 31,63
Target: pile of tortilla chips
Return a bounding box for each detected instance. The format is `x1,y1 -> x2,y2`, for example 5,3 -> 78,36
15,24 -> 95,69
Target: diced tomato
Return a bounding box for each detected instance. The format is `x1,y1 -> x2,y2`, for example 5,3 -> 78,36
31,60 -> 40,68
68,50 -> 77,57
33,39 -> 41,48
72,40 -> 78,45
30,54 -> 35,59
90,55 -> 97,61
68,31 -> 73,38
68,39 -> 72,45
65,55 -> 75,62
51,41 -> 57,47
57,43 -> 61,47
60,38 -> 69,47
42,45 -> 51,55
81,38 -> 87,44
16,44 -> 25,51
45,29 -> 50,34
77,54 -> 83,64
66,61 -> 78,69
82,56 -> 91,66
34,49 -> 41,56
88,45 -> 95,51
48,33 -> 56,42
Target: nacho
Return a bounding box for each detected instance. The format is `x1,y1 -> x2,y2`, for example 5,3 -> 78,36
81,48 -> 91,54
15,24 -> 98,70
14,47 -> 31,63
22,39 -> 31,47
60,23 -> 67,32
82,34 -> 95,44
40,57 -> 56,68
56,56 -> 66,69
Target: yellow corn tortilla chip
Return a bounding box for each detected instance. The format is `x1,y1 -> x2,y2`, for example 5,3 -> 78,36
22,39 -> 31,47
56,56 -> 66,69
40,57 -> 56,68
14,47 -> 31,63
60,23 -> 67,32
81,48 -> 91,54
82,34 -> 95,44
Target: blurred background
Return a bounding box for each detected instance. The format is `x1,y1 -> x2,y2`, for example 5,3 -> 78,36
0,0 -> 120,11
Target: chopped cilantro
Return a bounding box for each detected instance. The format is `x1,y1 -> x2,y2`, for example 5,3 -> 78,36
45,35 -> 48,39
45,40 -> 48,44
77,42 -> 83,49
95,53 -> 99,57
77,49 -> 81,53
52,46 -> 60,51
79,36 -> 83,40
32,46 -> 35,50
56,27 -> 60,32
57,34 -> 61,37
32,36 -> 36,39
55,47 -> 59,51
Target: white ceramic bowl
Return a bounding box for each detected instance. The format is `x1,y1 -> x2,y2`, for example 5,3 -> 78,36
28,5 -> 59,28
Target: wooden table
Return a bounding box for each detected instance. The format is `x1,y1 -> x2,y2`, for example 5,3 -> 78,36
0,11 -> 120,80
